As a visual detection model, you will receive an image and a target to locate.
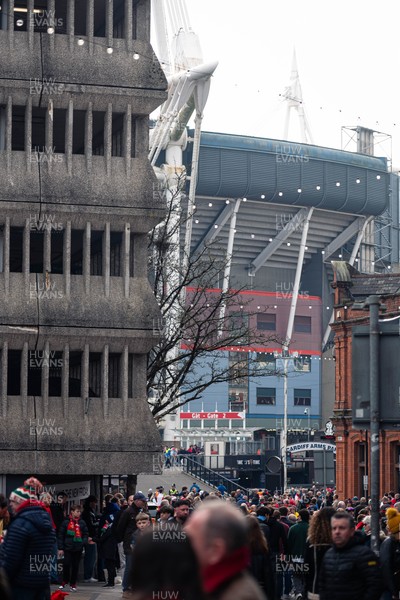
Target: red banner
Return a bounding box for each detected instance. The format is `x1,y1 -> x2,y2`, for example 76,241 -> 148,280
179,411 -> 244,420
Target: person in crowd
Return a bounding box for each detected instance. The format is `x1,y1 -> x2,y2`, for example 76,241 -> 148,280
0,494 -> 10,544
169,484 -> 179,496
246,515 -> 274,599
81,495 -> 99,583
263,507 -> 288,600
287,508 -> 310,600
318,511 -> 382,600
304,506 -> 336,600
97,508 -> 120,588
38,491 -> 58,584
58,504 -> 89,593
50,492 -> 68,535
380,507 -> 400,600
217,482 -> 228,496
115,491 -> 148,594
128,525 -> 205,600
158,505 -> 174,522
171,499 -> 190,526
0,479 -> 56,600
185,501 -> 266,600
131,512 -> 152,549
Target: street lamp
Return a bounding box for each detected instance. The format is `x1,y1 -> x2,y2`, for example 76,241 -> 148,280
304,408 -> 311,441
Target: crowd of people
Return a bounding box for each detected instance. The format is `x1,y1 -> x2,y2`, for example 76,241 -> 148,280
1,477 -> 400,599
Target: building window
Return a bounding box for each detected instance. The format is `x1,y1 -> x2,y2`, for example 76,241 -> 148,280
51,229 -> 64,274
69,351 -> 82,397
90,231 -> 103,276
108,353 -> 120,398
70,230 -> 83,274
255,352 -> 276,371
10,227 -> 24,272
30,231 -> 44,273
294,354 -> 311,372
110,232 -> 122,276
7,349 -> 21,395
294,388 -> 311,406
257,313 -> 276,331
89,352 -> 102,397
294,316 -> 311,333
256,387 -> 276,405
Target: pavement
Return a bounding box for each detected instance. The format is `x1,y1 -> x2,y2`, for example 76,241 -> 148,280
51,581 -> 125,599
136,464 -> 216,494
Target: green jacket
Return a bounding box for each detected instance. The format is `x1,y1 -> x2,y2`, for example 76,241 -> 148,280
287,520 -> 309,561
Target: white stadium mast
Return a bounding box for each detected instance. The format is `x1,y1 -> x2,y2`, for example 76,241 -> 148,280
281,49 -> 314,145
150,1 -> 218,441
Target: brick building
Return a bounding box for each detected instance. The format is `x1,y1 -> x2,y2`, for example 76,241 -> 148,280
330,261 -> 400,498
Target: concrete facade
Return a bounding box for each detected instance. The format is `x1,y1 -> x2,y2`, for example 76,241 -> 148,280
0,0 -> 167,479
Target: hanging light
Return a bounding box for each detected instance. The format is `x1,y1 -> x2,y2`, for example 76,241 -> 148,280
47,26 -> 55,34
77,38 -> 85,46
133,52 -> 140,60
107,47 -> 113,54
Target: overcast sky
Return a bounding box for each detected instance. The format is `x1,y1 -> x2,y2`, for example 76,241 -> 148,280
153,0 -> 400,168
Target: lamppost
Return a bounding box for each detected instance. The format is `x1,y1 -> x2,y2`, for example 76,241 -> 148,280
304,408 -> 311,441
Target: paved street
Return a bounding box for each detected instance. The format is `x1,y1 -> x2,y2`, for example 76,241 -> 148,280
136,465 -> 215,495
51,581 -> 124,599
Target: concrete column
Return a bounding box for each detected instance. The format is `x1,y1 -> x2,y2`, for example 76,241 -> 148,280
67,0 -> 75,49
25,96 -> 32,172
105,103 -> 112,176
82,344 -> 89,405
87,0 -> 94,55
124,0 -> 133,50
123,223 -> 130,298
85,102 -> 93,173
6,97 -> 12,172
106,0 -> 113,47
27,0 -> 34,50
7,0 -> 14,47
66,99 -> 73,175
123,104 -> 132,175
83,222 -> 91,295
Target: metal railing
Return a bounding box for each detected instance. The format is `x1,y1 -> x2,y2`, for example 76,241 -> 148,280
181,455 -> 250,496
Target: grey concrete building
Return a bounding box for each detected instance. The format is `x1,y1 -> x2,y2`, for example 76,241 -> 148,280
0,0 -> 167,497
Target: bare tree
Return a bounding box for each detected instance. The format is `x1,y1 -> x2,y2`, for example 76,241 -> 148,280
147,178 -> 282,422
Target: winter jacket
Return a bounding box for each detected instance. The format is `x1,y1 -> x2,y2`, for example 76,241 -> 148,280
58,517 -> 88,552
208,571 -> 267,600
249,552 -> 274,599
49,502 -> 66,533
380,535 -> 400,596
304,541 -> 331,596
0,501 -> 56,589
287,520 -> 309,561
266,517 -> 288,554
81,506 -> 99,539
319,536 -> 382,600
98,521 -> 119,562
115,503 -> 143,554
